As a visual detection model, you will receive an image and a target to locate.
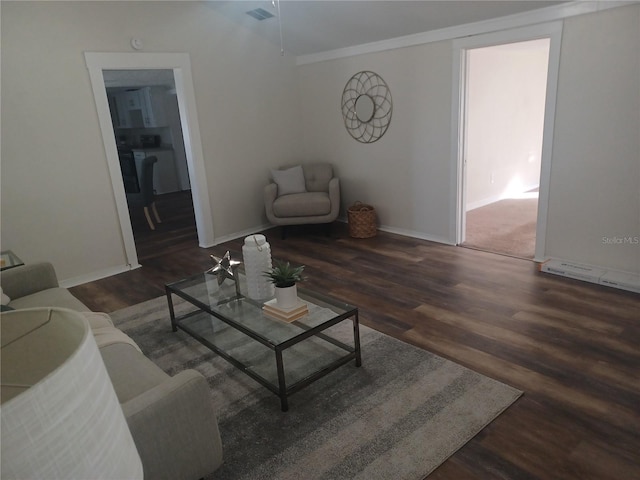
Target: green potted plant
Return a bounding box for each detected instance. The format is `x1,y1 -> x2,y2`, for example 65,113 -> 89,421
263,261 -> 305,309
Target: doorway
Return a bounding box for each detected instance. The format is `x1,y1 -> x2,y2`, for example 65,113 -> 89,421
451,22 -> 563,262
85,52 -> 215,270
103,69 -> 196,261
461,39 -> 550,259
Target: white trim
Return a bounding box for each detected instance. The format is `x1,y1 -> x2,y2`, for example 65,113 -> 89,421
450,46 -> 467,244
296,1 -> 632,65
451,21 -> 563,262
59,264 -> 138,289
465,182 -> 540,212
534,27 -> 563,262
335,220 -> 454,246
378,225 -> 454,246
211,223 -> 274,246
62,222 -> 275,286
84,53 -> 215,270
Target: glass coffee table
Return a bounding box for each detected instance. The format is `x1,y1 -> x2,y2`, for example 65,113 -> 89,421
165,272 -> 361,411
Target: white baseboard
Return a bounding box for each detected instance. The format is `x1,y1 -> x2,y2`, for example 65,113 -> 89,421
60,263 -> 136,288
466,195 -> 503,212
336,218 -> 453,245
210,223 -> 275,247
466,183 -> 540,212
539,258 -> 640,293
64,221 -> 451,287
377,224 -> 454,245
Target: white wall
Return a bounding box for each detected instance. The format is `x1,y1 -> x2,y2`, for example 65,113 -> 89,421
2,2 -> 638,282
545,5 -> 640,273
1,1 -> 303,281
466,39 -> 549,210
298,42 -> 454,243
297,4 -> 639,274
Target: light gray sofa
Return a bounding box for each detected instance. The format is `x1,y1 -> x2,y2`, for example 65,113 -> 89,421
265,163 -> 340,237
0,262 -> 223,480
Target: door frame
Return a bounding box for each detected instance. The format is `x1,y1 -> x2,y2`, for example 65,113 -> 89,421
450,22 -> 563,261
85,52 -> 214,269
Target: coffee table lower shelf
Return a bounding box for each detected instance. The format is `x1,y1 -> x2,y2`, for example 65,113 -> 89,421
171,308 -> 361,412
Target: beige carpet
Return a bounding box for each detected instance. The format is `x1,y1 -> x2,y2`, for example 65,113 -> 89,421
463,196 -> 538,259
111,296 -> 522,480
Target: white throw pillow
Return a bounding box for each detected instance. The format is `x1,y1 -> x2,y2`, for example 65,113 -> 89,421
1,287 -> 10,306
271,165 -> 306,196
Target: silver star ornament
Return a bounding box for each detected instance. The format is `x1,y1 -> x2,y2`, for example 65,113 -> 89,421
207,251 -> 242,285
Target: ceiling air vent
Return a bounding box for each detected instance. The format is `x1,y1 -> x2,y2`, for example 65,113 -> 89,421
246,8 -> 275,21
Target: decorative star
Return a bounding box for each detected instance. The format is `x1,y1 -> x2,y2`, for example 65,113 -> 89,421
206,251 -> 241,285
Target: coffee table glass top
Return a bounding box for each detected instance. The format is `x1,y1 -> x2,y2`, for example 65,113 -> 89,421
166,272 -> 357,346
166,271 -> 361,411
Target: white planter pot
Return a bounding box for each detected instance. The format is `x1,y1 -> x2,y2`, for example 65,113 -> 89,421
275,285 -> 298,310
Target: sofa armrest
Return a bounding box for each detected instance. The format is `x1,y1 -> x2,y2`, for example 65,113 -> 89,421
122,369 -> 223,480
0,262 -> 59,300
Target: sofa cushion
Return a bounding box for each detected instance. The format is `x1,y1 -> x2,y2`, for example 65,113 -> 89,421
81,311 -> 114,329
100,343 -> 169,404
93,327 -> 142,353
8,288 -> 91,312
273,191 -> 331,217
271,165 -> 306,196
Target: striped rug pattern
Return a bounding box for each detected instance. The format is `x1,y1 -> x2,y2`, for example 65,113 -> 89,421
111,296 -> 522,480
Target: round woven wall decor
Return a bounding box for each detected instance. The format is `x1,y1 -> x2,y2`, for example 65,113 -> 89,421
341,71 -> 392,144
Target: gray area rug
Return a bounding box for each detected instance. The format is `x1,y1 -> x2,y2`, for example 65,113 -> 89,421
111,296 -> 522,480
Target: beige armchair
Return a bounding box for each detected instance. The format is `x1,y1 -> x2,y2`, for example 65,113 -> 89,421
265,163 -> 340,238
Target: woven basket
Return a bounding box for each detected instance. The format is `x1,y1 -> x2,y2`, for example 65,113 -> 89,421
347,202 -> 377,238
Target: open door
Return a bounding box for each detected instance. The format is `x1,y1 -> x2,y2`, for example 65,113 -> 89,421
460,39 -> 550,259
451,22 -> 563,262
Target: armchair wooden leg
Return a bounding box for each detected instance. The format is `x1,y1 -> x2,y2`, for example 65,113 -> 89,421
143,206 -> 156,230
151,201 -> 162,224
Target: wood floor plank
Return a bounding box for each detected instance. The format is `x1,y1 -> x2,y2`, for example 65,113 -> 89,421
413,302 -> 635,392
68,192 -> 640,480
403,325 -> 640,434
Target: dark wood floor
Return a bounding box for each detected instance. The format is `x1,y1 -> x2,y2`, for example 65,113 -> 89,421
70,192 -> 640,480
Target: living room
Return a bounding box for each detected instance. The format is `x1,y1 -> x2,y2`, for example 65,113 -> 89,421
2,1 -> 638,286
2,1 -> 639,479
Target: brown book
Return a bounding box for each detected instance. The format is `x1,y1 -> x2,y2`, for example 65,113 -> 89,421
263,306 -> 309,323
262,299 -> 308,316
262,299 -> 309,322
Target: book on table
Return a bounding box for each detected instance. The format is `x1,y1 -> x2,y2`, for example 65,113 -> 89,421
262,299 -> 309,322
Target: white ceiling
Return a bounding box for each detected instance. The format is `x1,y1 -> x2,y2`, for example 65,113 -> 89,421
206,1 -> 568,56
102,0 -> 568,87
